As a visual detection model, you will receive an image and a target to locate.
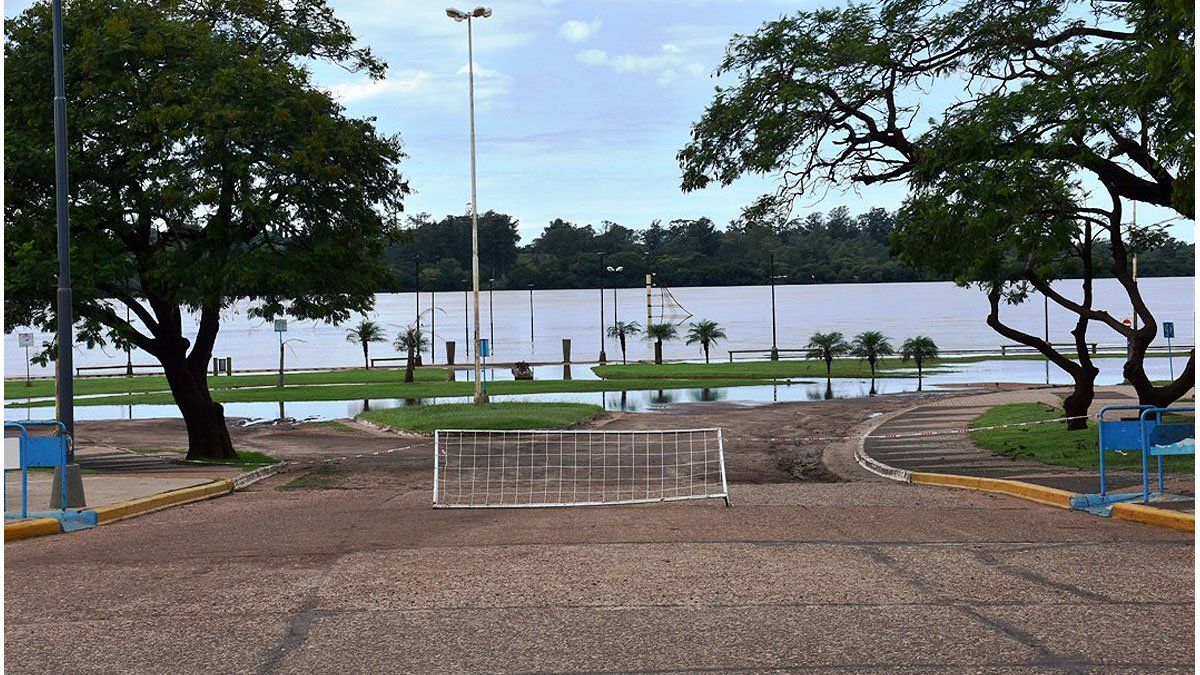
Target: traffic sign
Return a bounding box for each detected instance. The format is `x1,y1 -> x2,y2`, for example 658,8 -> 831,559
18,333 -> 33,348
479,339 -> 490,358
274,319 -> 288,333
1163,321 -> 1174,339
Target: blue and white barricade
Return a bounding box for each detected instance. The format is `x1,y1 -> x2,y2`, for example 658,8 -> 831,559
4,420 -> 70,519
1072,405 -> 1195,513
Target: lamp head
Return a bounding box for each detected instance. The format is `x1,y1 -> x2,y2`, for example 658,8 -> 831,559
446,7 -> 469,21
472,6 -> 492,17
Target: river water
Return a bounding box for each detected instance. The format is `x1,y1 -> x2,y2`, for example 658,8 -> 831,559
4,277 -> 1193,377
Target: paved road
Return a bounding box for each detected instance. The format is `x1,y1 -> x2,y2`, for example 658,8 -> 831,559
6,441 -> 1193,674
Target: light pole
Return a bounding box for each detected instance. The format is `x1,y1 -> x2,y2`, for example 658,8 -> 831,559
430,288 -> 436,364
51,0 -> 74,445
768,254 -> 786,361
606,266 -> 623,334
414,255 -> 421,364
488,277 -> 496,350
528,284 -> 535,344
597,252 -> 607,363
448,5 -> 492,403
463,279 -> 469,358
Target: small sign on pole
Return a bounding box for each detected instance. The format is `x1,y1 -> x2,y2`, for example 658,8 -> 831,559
274,319 -> 288,333
1164,321 -> 1176,379
19,333 -> 33,386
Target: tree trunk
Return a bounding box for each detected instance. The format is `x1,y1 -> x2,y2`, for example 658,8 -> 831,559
405,345 -> 416,383
162,356 -> 236,460
620,335 -> 627,364
363,343 -> 369,369
824,356 -> 832,376
704,344 -> 710,364
654,340 -> 663,365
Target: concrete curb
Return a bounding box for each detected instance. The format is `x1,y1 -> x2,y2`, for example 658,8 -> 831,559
4,517 -> 63,542
90,479 -> 234,525
5,462 -> 289,543
1111,501 -> 1195,533
858,409 -> 1196,533
909,472 -> 1074,509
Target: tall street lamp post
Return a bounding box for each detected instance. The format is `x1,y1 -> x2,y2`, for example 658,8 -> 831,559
597,253 -> 608,364
52,0 -> 74,447
528,284 -> 535,344
447,5 -> 492,403
769,254 -> 786,361
488,277 -> 496,349
606,266 -> 623,334
463,279 -> 469,358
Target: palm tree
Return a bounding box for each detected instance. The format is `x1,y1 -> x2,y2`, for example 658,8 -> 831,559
685,319 -> 727,364
851,331 -> 895,379
900,335 -> 940,390
606,321 -> 642,365
805,331 -> 850,376
345,319 -> 387,370
394,327 -> 429,383
644,323 -> 678,365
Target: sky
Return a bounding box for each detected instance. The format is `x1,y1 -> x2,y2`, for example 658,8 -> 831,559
4,0 -> 1192,243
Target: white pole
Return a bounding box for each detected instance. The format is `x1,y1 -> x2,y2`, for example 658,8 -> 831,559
468,17 -> 484,404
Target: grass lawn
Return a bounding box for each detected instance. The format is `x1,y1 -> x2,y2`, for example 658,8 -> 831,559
4,367 -> 451,400
8,376 -> 774,408
593,358 -> 941,380
970,403 -> 1193,471
359,402 -> 604,432
282,467 -> 342,490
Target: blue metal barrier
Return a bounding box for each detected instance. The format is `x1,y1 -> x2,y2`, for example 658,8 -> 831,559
4,420 -> 71,519
1139,407 -> 1195,502
1096,405 -> 1194,503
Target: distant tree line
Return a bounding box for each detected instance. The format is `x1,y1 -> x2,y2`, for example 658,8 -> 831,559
384,208 -> 1193,291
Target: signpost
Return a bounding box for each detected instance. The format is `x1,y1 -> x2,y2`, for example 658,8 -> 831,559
479,338 -> 490,400
275,320 -> 288,387
18,333 -> 33,386
1163,321 -> 1175,379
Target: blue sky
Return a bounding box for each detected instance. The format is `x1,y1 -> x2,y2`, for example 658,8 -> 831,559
5,0 -> 1192,243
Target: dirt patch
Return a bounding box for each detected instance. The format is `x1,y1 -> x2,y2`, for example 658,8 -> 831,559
591,391 -> 952,483
74,391 -> 956,486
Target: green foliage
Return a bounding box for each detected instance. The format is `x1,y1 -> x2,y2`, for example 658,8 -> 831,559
970,403 -> 1193,471
644,323 -> 679,344
805,332 -> 850,374
606,321 -> 642,340
685,319 -> 727,363
850,331 -> 895,375
393,327 -> 429,354
346,320 -> 388,347
359,402 -> 604,432
900,336 -> 940,369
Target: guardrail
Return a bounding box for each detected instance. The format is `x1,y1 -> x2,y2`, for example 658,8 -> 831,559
4,420 -> 70,519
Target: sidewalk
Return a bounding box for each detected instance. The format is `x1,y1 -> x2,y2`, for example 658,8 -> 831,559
5,444 -> 244,524
863,385 -> 1194,505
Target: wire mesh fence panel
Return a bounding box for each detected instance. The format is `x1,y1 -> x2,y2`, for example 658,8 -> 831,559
433,428 -> 729,508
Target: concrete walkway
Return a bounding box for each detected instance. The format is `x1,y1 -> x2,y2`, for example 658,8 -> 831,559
864,385 -> 1194,499
4,444 -> 242,518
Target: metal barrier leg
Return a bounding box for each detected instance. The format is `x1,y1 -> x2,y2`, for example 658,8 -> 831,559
1141,448 -> 1151,502
21,468 -> 28,519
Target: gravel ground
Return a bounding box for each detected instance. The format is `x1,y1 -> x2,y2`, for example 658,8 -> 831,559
6,394 -> 1194,673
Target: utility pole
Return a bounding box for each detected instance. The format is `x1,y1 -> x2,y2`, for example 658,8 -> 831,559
447,6 -> 492,402
598,252 -> 607,364
528,284 -> 535,343
52,0 -> 74,446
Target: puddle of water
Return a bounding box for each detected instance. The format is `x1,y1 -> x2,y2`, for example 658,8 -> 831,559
4,357 -> 1182,423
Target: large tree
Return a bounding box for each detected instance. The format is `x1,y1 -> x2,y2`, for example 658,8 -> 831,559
679,0 -> 1194,409
5,0 -> 408,458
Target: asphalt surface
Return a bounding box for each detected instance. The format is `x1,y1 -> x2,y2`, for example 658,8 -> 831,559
6,430 -> 1195,674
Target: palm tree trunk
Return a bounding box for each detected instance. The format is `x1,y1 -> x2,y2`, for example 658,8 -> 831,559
404,345 -> 416,383
620,334 -> 627,365
654,340 -> 663,365
363,343 -> 369,370
704,344 -> 710,364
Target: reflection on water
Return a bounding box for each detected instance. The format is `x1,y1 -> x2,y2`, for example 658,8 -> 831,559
4,357 -> 1185,424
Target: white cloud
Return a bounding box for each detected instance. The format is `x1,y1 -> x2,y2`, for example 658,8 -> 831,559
574,44 -> 708,85
575,48 -> 608,65
559,19 -> 600,42
329,71 -> 431,102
